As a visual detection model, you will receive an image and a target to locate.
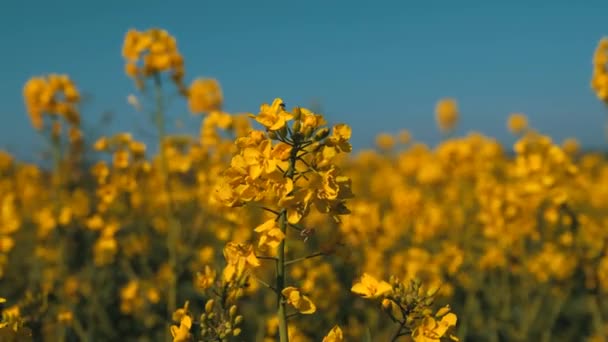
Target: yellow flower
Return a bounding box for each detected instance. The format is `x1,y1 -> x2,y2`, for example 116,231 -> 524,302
562,137 -> 580,155
507,113 -> 528,134
281,287 -> 316,314
375,133 -> 395,150
435,98 -> 459,133
252,98 -> 293,130
195,265 -> 216,291
254,218 -> 285,249
322,325 -> 344,342
351,273 -> 392,299
170,315 -> 192,342
188,78 -> 223,114
412,313 -> 458,342
222,243 -> 261,281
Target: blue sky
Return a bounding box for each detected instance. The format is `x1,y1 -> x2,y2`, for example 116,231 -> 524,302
1,0 -> 607,159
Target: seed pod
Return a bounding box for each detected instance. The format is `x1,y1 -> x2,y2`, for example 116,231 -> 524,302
229,305 -> 238,318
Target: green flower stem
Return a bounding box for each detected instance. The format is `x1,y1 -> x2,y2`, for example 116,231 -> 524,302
277,137 -> 299,342
277,209 -> 289,342
153,75 -> 181,322
49,117 -> 71,341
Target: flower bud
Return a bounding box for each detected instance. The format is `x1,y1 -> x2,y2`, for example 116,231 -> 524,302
293,120 -> 302,133
229,305 -> 238,318
293,107 -> 302,120
314,128 -> 330,141
205,299 -> 215,314
303,126 -> 314,139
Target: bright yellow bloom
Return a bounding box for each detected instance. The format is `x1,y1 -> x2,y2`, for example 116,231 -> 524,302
281,287 -> 316,314
254,218 -> 285,249
412,313 -> 458,342
351,273 -> 393,299
170,315 -> 192,342
195,265 -> 216,291
322,325 -> 344,342
222,243 -> 260,281
252,98 -> 293,130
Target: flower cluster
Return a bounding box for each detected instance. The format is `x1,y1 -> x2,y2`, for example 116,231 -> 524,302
23,74 -> 80,131
122,28 -> 185,88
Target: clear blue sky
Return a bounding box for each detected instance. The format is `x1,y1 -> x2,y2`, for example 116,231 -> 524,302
1,0 -> 607,159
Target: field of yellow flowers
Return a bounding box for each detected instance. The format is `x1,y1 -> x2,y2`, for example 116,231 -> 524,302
0,28 -> 608,342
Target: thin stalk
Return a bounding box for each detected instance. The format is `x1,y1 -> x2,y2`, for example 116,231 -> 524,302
277,209 -> 289,342
276,138 -> 299,342
152,75 -> 181,330
50,120 -> 71,340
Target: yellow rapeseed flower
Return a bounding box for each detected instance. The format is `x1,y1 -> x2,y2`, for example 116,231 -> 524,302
322,325 -> 344,342
254,218 -> 285,249
351,273 -> 393,299
281,287 -> 316,314
411,313 -> 458,342
188,78 -> 223,114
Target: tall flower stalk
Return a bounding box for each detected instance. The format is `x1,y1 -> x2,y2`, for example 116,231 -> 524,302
216,98 -> 354,341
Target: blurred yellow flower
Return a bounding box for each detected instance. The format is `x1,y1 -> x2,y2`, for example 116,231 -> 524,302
507,113 -> 528,134
435,98 -> 459,133
188,78 -> 223,114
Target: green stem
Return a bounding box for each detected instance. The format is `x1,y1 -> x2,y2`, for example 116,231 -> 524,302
276,136 -> 299,342
153,75 -> 180,332
50,120 -> 71,341
277,209 -> 289,342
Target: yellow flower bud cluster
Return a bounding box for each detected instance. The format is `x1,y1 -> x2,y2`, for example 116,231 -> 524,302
122,28 -> 185,88
591,37 -> 608,103
351,274 -> 459,341
198,300 -> 243,340
23,74 -> 80,130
